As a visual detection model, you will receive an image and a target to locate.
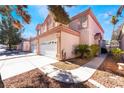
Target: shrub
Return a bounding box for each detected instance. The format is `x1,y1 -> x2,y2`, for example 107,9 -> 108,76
90,44 -> 100,57
74,44 -> 100,59
74,44 -> 90,58
84,48 -> 93,59
111,48 -> 123,62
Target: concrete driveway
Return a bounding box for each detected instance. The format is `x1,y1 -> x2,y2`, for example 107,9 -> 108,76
0,55 -> 57,80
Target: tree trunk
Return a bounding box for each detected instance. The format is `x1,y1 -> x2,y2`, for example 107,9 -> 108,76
8,43 -> 12,50
80,53 -> 84,59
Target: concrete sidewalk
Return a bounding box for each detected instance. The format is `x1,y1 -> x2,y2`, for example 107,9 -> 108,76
0,55 -> 57,80
0,54 -> 106,84
0,53 -> 35,61
39,54 -> 107,83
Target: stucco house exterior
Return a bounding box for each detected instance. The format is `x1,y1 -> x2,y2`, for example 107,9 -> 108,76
31,8 -> 104,60
17,39 -> 31,52
112,24 -> 124,50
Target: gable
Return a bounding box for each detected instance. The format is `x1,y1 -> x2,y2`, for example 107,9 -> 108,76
70,8 -> 104,33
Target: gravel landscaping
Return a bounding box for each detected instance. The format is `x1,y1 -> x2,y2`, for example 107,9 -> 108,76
3,68 -> 87,88
89,56 -> 124,88
52,58 -> 91,70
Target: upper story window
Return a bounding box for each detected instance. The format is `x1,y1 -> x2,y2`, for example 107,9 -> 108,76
69,16 -> 88,31
69,18 -> 81,31
81,17 -> 88,28
39,15 -> 58,34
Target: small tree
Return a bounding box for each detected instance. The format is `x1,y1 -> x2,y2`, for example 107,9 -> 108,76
74,44 -> 90,58
110,5 -> 124,33
90,44 -> 100,57
0,17 -> 22,50
111,48 -> 124,62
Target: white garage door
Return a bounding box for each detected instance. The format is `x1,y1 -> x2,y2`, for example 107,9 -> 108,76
31,44 -> 36,53
40,39 -> 57,58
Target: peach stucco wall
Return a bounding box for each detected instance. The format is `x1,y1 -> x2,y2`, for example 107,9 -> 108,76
69,15 -> 90,45
88,15 -> 103,45
40,15 -> 60,35
61,31 -> 79,59
70,14 -> 103,46
17,41 -> 31,52
31,39 -> 37,53
22,41 -> 30,51
80,28 -> 90,45
39,33 -> 57,43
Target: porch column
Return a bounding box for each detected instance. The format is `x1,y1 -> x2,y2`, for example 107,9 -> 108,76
56,32 -> 61,60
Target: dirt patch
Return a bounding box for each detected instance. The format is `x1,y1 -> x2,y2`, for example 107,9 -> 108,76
52,58 -> 90,70
99,56 -> 124,76
89,56 -> 124,88
3,68 -> 87,88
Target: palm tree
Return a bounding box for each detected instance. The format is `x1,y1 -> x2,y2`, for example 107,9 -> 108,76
110,5 -> 124,32
111,15 -> 118,32
74,44 -> 90,58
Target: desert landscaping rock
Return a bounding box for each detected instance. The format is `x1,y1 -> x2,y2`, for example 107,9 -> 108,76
3,68 -> 87,88
89,56 -> 124,88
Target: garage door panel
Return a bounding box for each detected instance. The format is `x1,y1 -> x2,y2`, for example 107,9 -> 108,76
40,39 -> 57,58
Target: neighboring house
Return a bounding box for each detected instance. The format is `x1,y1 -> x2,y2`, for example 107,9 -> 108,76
112,24 -> 124,50
17,39 -> 31,52
31,8 -> 104,60
119,25 -> 124,50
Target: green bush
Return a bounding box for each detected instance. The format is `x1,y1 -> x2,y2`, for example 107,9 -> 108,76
90,44 -> 100,57
74,44 -> 100,59
111,48 -> 123,62
74,44 -> 90,58
84,48 -> 93,59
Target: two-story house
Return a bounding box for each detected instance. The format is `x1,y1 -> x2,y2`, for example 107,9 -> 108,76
30,8 -> 104,60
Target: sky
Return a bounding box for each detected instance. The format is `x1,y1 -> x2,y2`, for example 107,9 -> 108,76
3,5 -> 124,41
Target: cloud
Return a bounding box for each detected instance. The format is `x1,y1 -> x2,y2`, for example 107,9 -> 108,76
104,20 -> 111,24
98,12 -> 110,19
97,10 -> 115,25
